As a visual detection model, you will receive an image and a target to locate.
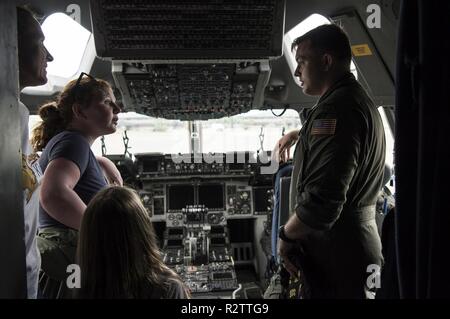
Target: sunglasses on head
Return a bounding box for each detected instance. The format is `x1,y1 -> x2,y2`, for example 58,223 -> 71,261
73,72 -> 97,97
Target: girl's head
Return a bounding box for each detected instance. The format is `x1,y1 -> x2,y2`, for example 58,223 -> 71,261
77,186 -> 183,298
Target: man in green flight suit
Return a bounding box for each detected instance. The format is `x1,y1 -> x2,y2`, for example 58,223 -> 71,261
276,24 -> 386,298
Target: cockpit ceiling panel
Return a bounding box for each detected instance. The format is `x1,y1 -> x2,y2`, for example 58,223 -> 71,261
90,0 -> 285,60
113,62 -> 270,120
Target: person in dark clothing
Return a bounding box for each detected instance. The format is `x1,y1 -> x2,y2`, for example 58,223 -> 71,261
276,24 -> 386,298
31,74 -> 121,298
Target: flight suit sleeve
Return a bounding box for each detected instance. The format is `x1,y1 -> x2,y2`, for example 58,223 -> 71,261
295,108 -> 365,231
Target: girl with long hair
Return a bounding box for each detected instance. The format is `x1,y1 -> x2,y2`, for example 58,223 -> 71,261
77,186 -> 190,298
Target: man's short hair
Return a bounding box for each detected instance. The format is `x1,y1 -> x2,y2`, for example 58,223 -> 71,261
17,6 -> 38,38
292,24 -> 352,66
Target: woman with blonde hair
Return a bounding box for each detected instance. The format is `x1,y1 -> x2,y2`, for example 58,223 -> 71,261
31,73 -> 121,298
77,186 -> 190,299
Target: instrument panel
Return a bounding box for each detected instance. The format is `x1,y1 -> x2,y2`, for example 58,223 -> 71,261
108,152 -> 274,295
131,152 -> 273,222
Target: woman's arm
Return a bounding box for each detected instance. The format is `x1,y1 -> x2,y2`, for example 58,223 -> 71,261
96,156 -> 123,186
40,158 -> 86,230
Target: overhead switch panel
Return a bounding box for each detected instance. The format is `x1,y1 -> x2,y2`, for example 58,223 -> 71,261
90,0 -> 285,60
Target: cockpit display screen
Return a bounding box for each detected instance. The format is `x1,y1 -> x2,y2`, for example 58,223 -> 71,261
198,184 -> 224,210
168,185 -> 195,210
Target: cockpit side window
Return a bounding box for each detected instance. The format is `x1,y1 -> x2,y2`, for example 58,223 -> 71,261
378,107 -> 395,192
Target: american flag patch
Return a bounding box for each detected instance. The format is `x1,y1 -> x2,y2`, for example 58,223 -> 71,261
311,119 -> 337,135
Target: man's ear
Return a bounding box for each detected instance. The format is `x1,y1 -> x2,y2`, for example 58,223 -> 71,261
322,53 -> 333,72
72,103 -> 87,119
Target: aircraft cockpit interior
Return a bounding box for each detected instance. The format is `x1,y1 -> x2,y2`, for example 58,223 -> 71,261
4,0 -> 429,300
